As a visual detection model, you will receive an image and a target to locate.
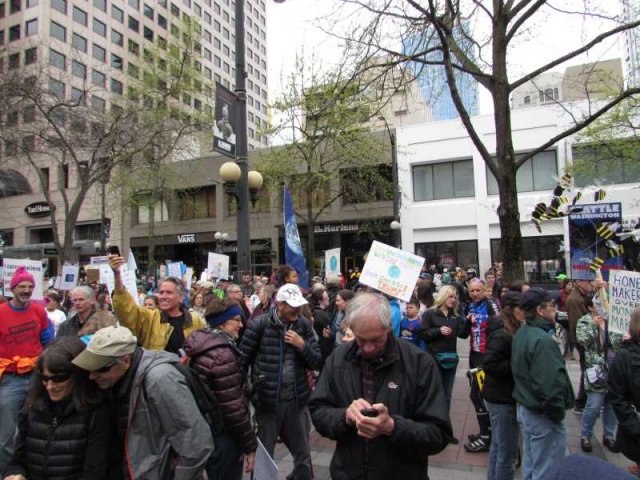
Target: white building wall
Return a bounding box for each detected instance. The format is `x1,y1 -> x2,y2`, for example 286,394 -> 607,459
397,105 -> 640,275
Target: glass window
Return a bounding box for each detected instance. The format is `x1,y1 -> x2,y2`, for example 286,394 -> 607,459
177,187 -> 217,220
93,0 -> 106,11
73,6 -> 87,25
8,52 -> 19,69
71,86 -> 86,104
25,18 -> 37,36
204,11 -> 211,24
143,26 -> 153,41
158,13 -> 167,28
415,240 -> 479,271
572,142 -> 640,186
93,18 -> 106,37
26,0 -> 37,7
23,105 -> 35,122
24,46 -> 37,64
129,0 -> 139,9
128,39 -> 139,54
72,33 -> 87,52
72,60 -> 86,78
0,30 -> 4,46
9,24 -> 20,41
91,96 -> 106,112
127,62 -> 139,78
413,159 -> 475,201
10,0 -> 19,14
111,78 -> 123,94
51,0 -> 65,13
111,28 -> 123,46
486,150 -> 557,194
50,20 -> 65,41
111,53 -> 123,70
111,4 -> 123,22
144,3 -> 153,19
491,236 -> 565,284
170,2 -> 179,16
128,15 -> 139,32
49,48 -> 66,70
48,77 -> 65,99
92,43 -> 106,62
91,69 -> 106,87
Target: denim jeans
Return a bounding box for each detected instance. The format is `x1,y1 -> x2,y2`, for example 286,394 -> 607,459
439,364 -> 457,411
206,432 -> 243,480
486,401 -> 519,480
581,391 -> 617,439
0,373 -> 32,475
517,404 -> 567,480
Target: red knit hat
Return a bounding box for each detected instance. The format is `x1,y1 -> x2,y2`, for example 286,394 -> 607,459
10,266 -> 35,290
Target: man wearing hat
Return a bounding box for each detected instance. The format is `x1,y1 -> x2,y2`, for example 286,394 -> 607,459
0,266 -> 54,474
73,326 -> 213,480
511,287 -> 575,480
239,283 -> 322,480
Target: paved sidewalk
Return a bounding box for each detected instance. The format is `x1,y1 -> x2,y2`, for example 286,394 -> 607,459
260,339 -> 634,480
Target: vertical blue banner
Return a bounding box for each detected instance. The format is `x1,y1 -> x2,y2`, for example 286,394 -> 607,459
283,185 -> 309,289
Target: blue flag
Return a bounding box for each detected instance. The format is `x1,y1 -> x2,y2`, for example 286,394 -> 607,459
283,185 -> 309,289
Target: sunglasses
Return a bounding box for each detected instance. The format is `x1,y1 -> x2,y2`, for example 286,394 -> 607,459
41,372 -> 71,383
94,359 -> 119,373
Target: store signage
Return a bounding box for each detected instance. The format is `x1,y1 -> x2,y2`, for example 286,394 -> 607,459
177,233 -> 196,244
314,223 -> 358,234
25,202 -> 51,218
43,248 -> 58,255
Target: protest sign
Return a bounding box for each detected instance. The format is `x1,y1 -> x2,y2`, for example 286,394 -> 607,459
167,261 -> 182,279
325,248 -> 341,276
90,256 -> 110,265
185,267 -> 194,292
207,252 -> 229,279
359,241 -> 425,302
253,438 -> 278,480
121,269 -> 140,305
85,267 -> 99,284
608,269 -> 640,334
127,250 -> 138,272
99,265 -> 116,294
2,258 -> 44,300
59,264 -> 80,291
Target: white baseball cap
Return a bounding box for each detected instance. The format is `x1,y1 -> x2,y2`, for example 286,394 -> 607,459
276,283 -> 308,308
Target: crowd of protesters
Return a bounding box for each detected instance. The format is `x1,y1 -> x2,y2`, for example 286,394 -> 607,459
0,256 -> 639,480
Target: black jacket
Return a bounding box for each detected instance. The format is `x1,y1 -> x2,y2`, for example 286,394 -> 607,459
309,336 -> 452,480
482,316 -> 515,404
312,306 -> 335,362
239,308 -> 322,413
418,308 -> 469,356
5,399 -> 113,480
608,340 -> 640,463
56,307 -> 98,338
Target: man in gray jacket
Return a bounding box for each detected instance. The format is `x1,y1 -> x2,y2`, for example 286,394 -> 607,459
73,326 -> 212,480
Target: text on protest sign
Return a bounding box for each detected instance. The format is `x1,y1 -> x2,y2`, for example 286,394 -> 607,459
2,258 -> 44,300
608,270 -> 640,334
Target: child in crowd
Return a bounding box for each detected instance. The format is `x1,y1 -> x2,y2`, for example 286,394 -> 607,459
399,298 -> 425,349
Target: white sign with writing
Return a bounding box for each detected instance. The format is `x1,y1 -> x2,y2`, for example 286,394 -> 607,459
608,269 -> 640,334
99,265 -> 116,294
185,267 -> 194,292
207,252 -> 229,279
359,241 -> 425,302
90,256 -> 110,265
59,264 -> 80,291
121,269 -> 140,305
167,261 -> 182,279
127,250 -> 138,272
2,258 -> 44,300
325,248 -> 341,276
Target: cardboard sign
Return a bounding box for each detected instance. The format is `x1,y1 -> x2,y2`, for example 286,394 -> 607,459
207,252 -> 229,279
608,269 -> 640,334
359,241 -> 425,302
325,248 -> 341,276
2,258 -> 45,300
59,264 -> 80,291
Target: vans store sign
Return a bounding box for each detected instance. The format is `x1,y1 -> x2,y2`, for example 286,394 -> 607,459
25,202 -> 51,218
177,234 -> 196,244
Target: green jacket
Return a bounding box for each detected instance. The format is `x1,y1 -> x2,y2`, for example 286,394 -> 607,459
576,313 -> 623,393
511,316 -> 575,423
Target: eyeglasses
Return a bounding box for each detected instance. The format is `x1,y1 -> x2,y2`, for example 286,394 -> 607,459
94,359 -> 119,373
41,372 -> 71,383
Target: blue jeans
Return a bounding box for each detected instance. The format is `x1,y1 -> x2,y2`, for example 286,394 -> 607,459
517,404 -> 567,480
486,401 -> 519,480
439,364 -> 457,411
0,373 -> 32,475
581,391 -> 617,439
206,432 -> 243,480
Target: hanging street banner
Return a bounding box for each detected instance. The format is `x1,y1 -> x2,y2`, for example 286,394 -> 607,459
212,83 -> 237,158
325,248 -> 341,276
284,185 -> 309,289
2,258 -> 44,300
608,269 -> 640,334
569,202 -> 623,281
359,241 -> 425,302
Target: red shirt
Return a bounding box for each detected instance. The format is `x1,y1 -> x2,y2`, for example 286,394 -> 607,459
0,301 -> 49,373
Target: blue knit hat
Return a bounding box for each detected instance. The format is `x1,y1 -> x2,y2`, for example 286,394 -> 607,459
206,304 -> 242,328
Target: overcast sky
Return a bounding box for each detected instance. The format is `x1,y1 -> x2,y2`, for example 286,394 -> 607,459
265,1 -> 625,115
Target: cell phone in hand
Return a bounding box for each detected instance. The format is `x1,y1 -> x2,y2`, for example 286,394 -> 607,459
107,245 -> 121,256
360,408 -> 379,418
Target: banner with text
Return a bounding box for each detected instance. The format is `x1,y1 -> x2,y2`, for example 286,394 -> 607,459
359,241 -> 425,302
2,258 -> 44,300
325,248 -> 341,276
608,269 -> 640,334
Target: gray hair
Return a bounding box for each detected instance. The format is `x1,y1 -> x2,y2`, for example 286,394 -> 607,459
159,276 -> 185,296
71,285 -> 95,301
344,292 -> 391,330
226,283 -> 241,294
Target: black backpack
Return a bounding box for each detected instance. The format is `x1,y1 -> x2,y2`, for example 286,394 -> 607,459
173,358 -> 225,435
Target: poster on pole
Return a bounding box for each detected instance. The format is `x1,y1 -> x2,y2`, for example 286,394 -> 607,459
167,261 -> 182,279
359,241 -> 425,302
2,258 -> 44,300
325,248 -> 341,276
59,264 -> 80,291
569,203 -> 623,281
212,83 -> 237,158
207,252 -> 229,279
608,269 -> 640,334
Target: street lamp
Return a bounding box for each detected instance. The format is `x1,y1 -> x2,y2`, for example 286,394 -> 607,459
93,240 -> 102,255
214,231 -> 229,253
378,115 -> 401,248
